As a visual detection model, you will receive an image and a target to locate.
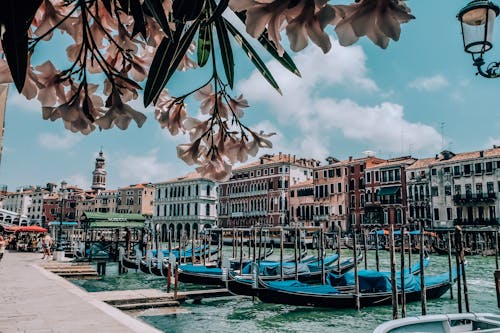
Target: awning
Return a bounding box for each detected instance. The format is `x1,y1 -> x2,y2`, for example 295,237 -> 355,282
89,221 -> 144,228
81,212 -> 145,222
15,226 -> 47,233
378,186 -> 400,196
48,221 -> 78,226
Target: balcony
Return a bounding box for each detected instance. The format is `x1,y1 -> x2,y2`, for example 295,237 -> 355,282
228,190 -> 268,198
452,193 -> 496,204
454,218 -> 500,226
380,198 -> 403,205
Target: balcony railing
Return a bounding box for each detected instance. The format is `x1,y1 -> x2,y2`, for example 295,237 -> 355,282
454,218 -> 500,226
229,190 -> 268,198
380,198 -> 403,205
452,193 -> 496,204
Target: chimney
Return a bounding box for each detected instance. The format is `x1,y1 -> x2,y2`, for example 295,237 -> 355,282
480,150 -> 484,157
279,152 -> 282,159
435,154 -> 439,159
293,155 -> 296,163
349,156 -> 352,162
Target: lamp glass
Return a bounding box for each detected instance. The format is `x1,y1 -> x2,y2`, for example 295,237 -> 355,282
460,5 -> 498,53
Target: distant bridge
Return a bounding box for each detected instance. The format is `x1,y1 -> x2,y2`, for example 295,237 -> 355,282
0,208 -> 29,227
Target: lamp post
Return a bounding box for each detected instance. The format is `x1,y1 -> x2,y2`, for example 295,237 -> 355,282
458,0 -> 500,77
55,181 -> 68,260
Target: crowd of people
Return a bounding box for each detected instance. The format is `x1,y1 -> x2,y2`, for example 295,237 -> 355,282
0,232 -> 54,263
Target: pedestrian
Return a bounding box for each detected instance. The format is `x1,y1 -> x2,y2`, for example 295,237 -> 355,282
0,235 -> 6,262
41,234 -> 52,259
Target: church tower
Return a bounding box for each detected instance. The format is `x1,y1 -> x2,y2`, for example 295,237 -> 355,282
91,149 -> 107,193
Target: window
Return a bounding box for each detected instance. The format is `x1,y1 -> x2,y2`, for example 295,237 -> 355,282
270,168 -> 274,174
264,169 -> 268,175
206,204 -> 210,216
250,172 -> 254,177
464,164 -> 471,175
291,190 -> 295,197
337,183 -> 342,193
375,171 -> 379,182
445,185 -> 451,196
454,165 -> 460,175
339,205 -> 343,215
207,185 -> 211,196
447,208 -> 452,220
314,171 -> 319,179
350,166 -> 355,173
443,167 -> 450,174
434,208 -> 440,220
488,182 -> 494,194
382,171 -> 388,182
475,163 -> 482,174
328,169 -> 334,178
257,170 -> 261,176
279,167 -> 282,173
431,168 -> 437,176
330,184 -> 334,194
431,186 -> 439,197
486,161 -> 493,173
476,183 -> 483,194
336,168 -> 341,177
367,172 -> 371,183
323,170 -> 327,178
455,185 -> 461,195
395,169 -> 400,181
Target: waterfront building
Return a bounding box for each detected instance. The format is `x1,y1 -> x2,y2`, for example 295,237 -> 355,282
364,156 -> 416,229
91,149 -> 107,193
406,158 -> 434,229
117,183 -> 155,217
153,172 -> 217,241
218,153 -> 317,228
289,179 -> 315,228
425,148 -> 500,229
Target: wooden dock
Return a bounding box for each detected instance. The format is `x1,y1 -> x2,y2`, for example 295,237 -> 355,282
92,288 -> 233,311
40,262 -> 99,279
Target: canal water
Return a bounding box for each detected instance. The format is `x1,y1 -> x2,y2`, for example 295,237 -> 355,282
72,248 -> 500,333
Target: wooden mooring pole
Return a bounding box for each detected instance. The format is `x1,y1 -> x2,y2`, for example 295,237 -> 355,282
375,230 -> 380,272
400,226 -> 406,318
389,224 -> 398,319
455,227 -> 463,313
353,230 -> 360,311
363,229 -> 368,270
420,220 -> 427,315
447,231 -> 454,300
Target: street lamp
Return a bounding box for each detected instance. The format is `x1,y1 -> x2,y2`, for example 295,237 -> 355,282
458,0 -> 500,77
56,181 -> 68,254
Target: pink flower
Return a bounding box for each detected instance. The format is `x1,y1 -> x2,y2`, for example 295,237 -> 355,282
230,0 -> 291,56
0,59 -> 43,100
194,84 -> 229,117
195,154 -> 232,181
95,91 -> 146,130
228,94 -> 249,119
184,117 -> 211,141
225,136 -> 251,163
247,130 -> 276,156
334,0 -> 414,49
177,140 -> 206,165
154,90 -> 187,135
286,2 -> 339,53
33,0 -> 78,41
35,61 -> 67,107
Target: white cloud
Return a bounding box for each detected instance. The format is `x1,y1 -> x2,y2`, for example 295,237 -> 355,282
114,149 -> 181,185
408,75 -> 449,91
486,137 -> 500,148
7,91 -> 41,113
238,39 -> 442,157
66,174 -> 90,190
38,132 -> 82,150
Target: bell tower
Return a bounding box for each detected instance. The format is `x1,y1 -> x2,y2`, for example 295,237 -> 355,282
91,148 -> 107,193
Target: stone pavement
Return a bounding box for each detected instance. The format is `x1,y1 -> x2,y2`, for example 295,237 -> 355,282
0,251 -> 162,333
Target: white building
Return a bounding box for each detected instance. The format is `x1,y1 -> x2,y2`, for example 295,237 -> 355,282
153,172 -> 218,242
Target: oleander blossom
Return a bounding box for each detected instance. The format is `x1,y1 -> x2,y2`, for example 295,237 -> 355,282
154,90 -> 187,135
95,91 -> 147,130
333,0 -> 415,49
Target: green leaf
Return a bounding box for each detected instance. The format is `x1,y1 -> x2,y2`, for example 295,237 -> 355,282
206,0 -> 229,25
143,0 -> 173,40
234,11 -> 300,77
223,18 -> 282,95
144,21 -> 200,106
197,23 -> 212,67
0,0 -> 42,93
214,17 -> 234,89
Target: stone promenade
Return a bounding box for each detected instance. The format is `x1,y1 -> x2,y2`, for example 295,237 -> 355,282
0,251 -> 161,333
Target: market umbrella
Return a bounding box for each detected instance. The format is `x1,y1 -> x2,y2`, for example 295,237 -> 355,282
15,226 -> 47,233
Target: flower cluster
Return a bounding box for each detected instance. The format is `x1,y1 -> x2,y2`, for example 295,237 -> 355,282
155,84 -> 274,180
0,0 -> 414,181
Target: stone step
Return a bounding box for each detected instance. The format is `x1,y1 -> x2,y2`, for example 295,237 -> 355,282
56,272 -> 99,278
114,300 -> 180,311
106,297 -> 171,306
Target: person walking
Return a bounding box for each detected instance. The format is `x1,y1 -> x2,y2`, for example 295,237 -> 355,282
41,234 -> 52,260
0,235 -> 6,262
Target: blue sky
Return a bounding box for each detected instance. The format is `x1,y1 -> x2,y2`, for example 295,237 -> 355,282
1,1 -> 499,191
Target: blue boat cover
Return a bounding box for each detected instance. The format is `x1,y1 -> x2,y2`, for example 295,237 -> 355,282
327,267 -> 451,293
241,254 -> 339,276
179,264 -> 222,275
266,280 -> 340,295
149,245 -> 216,258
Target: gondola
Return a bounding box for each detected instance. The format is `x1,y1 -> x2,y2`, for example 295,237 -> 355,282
226,255 -> 361,297
255,270 -> 453,309
434,245 -> 472,256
